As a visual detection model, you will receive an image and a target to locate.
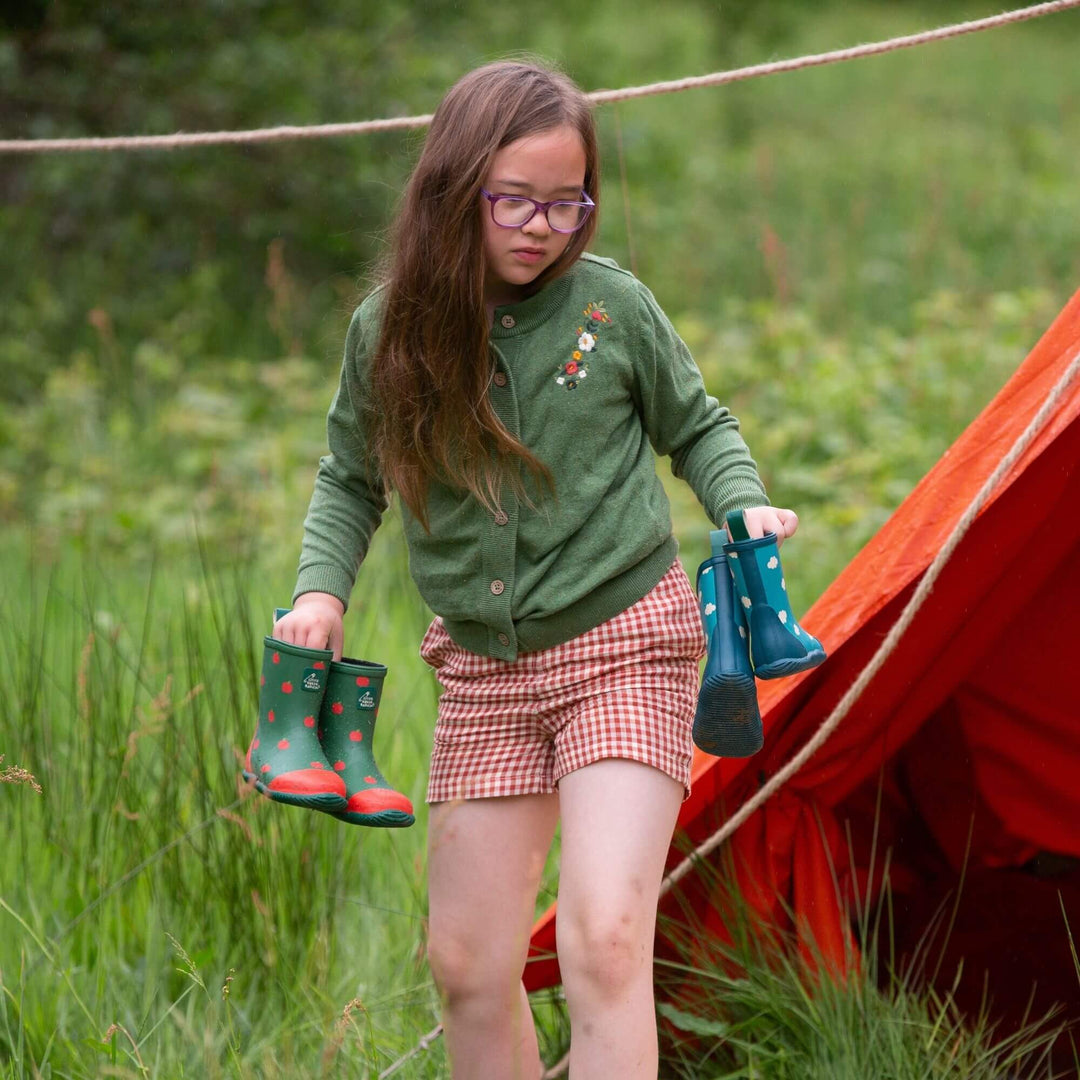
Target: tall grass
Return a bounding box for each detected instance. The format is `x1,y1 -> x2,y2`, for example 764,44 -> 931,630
0,524 -> 492,1077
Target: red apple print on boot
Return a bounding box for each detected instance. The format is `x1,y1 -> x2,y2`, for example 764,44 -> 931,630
349,731 -> 363,742
281,681 -> 293,694
304,716 -> 315,728
331,701 -> 344,715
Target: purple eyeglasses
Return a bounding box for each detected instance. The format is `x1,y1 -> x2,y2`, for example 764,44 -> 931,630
480,188 -> 595,234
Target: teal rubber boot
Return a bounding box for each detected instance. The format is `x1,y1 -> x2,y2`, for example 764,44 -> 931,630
693,529 -> 763,757
242,638 -> 348,810
723,510 -> 826,679
318,657 -> 416,828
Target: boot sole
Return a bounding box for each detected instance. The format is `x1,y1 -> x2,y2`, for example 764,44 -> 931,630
243,770 -> 348,811
329,809 -> 416,828
753,648 -> 827,680
693,673 -> 764,757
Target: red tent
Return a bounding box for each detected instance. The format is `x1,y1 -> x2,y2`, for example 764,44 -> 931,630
526,287 -> 1080,1026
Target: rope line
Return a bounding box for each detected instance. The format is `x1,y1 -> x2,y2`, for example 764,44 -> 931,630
586,0 -> 1080,105
1,0 -> 1077,154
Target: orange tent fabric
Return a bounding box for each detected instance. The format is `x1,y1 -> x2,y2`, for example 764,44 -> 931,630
525,287 -> 1080,1021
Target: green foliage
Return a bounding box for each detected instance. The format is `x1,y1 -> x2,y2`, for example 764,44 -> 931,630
3,2 -> 1079,588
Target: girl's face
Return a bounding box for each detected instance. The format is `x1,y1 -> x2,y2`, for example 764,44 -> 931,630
480,124 -> 587,309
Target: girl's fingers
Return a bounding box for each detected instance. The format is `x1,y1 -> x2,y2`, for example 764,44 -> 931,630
740,506 -> 799,547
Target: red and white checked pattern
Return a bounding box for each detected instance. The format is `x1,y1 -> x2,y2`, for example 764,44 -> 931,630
420,559 -> 707,804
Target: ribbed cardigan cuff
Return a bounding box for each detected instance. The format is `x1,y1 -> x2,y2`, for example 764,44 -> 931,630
292,565 -> 356,612
709,477 -> 770,526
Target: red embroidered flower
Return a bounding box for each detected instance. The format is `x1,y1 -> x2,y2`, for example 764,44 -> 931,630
565,361 -> 579,375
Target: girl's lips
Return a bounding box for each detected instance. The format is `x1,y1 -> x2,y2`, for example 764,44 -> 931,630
512,249 -> 546,263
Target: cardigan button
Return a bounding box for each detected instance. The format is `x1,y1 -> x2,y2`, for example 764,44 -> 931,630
490,579 -> 505,596
493,371 -> 508,387
494,510 -> 509,526
500,314 -> 516,329
497,633 -> 511,647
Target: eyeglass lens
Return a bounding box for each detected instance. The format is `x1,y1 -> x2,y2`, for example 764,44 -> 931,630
492,198 -> 588,232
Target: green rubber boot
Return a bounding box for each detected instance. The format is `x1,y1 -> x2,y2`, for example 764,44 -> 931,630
318,657 -> 415,828
242,638 -> 348,810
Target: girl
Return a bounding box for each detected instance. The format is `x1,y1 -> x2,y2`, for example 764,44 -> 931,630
275,60 -> 798,1080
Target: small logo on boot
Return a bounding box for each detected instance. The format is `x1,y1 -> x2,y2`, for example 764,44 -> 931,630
302,668 -> 324,692
357,690 -> 377,709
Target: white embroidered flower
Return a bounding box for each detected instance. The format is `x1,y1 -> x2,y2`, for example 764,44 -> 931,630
794,624 -> 801,636
556,376 -> 565,385
741,596 -> 751,609
767,556 -> 779,570
738,626 -> 747,639
702,566 -> 712,575
577,332 -> 595,351
781,577 -> 786,590
578,368 -> 588,378
778,610 -> 788,624
704,603 -> 716,616
729,552 -> 738,559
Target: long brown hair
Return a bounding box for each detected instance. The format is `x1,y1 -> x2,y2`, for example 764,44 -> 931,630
367,60 -> 600,530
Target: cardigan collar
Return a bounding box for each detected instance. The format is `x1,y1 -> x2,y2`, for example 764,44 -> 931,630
489,260 -> 579,339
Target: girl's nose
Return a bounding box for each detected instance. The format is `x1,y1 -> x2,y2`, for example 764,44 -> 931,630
522,208 -> 552,237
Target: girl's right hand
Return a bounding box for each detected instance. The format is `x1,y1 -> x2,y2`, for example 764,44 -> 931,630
273,592 -> 345,661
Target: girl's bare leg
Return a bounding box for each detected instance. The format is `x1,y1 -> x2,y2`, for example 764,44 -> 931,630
555,758 -> 684,1079
426,793 -> 560,1080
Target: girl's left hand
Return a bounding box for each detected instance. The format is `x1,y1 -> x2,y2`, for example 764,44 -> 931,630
733,505 -> 799,547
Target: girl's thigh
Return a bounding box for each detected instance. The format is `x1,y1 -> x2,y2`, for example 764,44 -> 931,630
555,759 -> 683,959
426,792 -> 560,988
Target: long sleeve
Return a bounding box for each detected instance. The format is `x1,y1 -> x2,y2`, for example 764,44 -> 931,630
292,305 -> 389,611
632,281 -> 768,525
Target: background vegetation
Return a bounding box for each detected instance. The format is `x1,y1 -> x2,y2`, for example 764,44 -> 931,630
2,0 -> 1079,1075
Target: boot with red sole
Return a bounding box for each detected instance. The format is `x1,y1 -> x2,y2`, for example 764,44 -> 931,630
242,638 -> 348,810
317,656 -> 415,828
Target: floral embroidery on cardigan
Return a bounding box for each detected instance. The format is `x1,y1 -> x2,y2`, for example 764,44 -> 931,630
554,301 -> 611,390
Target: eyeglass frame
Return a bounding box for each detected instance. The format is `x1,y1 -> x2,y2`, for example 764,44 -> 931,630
479,188 -> 595,234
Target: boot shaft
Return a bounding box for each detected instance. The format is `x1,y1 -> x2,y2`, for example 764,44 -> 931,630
319,656 -> 388,753
259,636 -> 333,719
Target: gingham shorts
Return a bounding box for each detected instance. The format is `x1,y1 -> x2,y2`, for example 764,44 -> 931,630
419,558 -> 707,805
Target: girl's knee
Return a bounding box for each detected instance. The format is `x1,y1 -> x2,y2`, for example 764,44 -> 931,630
426,929 -> 521,1008
557,905 -> 653,1001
